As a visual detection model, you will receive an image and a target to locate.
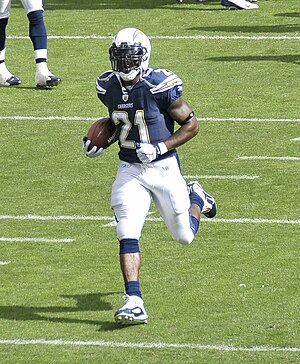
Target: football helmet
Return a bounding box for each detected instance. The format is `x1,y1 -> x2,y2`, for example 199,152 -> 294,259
109,28 -> 151,82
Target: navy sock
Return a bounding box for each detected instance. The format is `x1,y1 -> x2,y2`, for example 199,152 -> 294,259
189,191 -> 204,210
27,10 -> 47,50
190,215 -> 200,235
125,281 -> 142,299
0,18 -> 8,50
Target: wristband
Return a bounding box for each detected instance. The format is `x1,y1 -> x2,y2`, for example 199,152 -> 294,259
156,142 -> 168,156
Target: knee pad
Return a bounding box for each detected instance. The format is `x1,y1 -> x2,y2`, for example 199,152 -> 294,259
119,239 -> 140,254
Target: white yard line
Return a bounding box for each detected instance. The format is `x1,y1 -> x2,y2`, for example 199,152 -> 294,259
0,116 -> 299,122
202,117 -> 300,122
183,175 -> 259,180
205,218 -> 300,224
0,237 -> 74,243
0,338 -> 299,352
0,116 -> 96,121
0,215 -> 299,224
0,214 -> 112,221
7,35 -> 300,40
0,261 -> 11,265
237,156 -> 300,161
290,137 -> 300,141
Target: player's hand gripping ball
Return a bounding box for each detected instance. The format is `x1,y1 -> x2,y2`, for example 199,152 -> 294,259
83,117 -> 116,158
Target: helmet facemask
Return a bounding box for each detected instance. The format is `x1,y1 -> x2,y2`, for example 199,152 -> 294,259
109,42 -> 147,82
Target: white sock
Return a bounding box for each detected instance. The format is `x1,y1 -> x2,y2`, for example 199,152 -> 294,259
34,49 -> 47,60
0,48 -> 6,62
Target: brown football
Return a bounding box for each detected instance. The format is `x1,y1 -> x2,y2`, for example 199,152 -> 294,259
87,117 -> 116,151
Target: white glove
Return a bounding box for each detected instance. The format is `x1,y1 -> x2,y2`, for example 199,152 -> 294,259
136,142 -> 168,163
82,137 -> 106,158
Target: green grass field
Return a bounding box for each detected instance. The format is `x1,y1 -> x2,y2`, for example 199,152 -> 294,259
0,0 -> 299,363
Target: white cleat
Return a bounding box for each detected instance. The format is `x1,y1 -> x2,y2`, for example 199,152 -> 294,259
187,181 -> 217,218
114,294 -> 148,325
221,0 -> 259,9
35,62 -> 61,88
35,72 -> 62,88
0,63 -> 21,86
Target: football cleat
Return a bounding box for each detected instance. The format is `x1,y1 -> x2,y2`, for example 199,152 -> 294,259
0,63 -> 21,86
221,0 -> 259,9
35,62 -> 62,88
114,294 -> 148,325
187,181 -> 217,218
36,74 -> 62,88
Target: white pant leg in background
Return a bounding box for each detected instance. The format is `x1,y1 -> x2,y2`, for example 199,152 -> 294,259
0,0 -> 11,18
20,0 -> 43,14
0,0 -> 43,18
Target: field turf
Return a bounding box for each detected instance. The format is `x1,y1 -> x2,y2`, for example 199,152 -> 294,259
0,0 -> 299,363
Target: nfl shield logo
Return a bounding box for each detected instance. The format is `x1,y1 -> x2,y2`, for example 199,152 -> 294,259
122,94 -> 129,102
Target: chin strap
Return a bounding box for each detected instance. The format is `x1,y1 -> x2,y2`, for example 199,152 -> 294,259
119,67 -> 141,82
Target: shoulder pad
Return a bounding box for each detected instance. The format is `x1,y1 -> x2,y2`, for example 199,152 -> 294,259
142,68 -> 182,94
96,70 -> 117,95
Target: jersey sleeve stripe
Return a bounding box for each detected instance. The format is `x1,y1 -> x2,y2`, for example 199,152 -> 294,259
149,74 -> 182,94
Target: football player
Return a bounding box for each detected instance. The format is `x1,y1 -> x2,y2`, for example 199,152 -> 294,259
177,0 -> 259,9
220,0 -> 258,9
0,0 -> 61,87
83,28 -> 217,325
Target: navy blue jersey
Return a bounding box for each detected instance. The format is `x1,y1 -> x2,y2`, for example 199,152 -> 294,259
96,68 -> 183,163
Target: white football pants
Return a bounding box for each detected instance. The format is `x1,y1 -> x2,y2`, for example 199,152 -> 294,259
0,0 -> 43,18
111,156 -> 195,245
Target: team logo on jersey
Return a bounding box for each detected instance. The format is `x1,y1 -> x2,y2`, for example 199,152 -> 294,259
122,94 -> 129,102
118,102 -> 133,109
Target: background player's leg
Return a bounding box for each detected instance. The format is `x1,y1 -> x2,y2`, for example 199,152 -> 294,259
21,0 -> 61,87
0,1 -> 21,86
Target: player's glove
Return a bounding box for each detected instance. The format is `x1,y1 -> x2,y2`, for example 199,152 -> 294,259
82,137 -> 106,158
136,142 -> 168,163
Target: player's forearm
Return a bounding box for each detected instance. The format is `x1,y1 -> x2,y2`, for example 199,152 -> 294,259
163,118 -> 199,151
